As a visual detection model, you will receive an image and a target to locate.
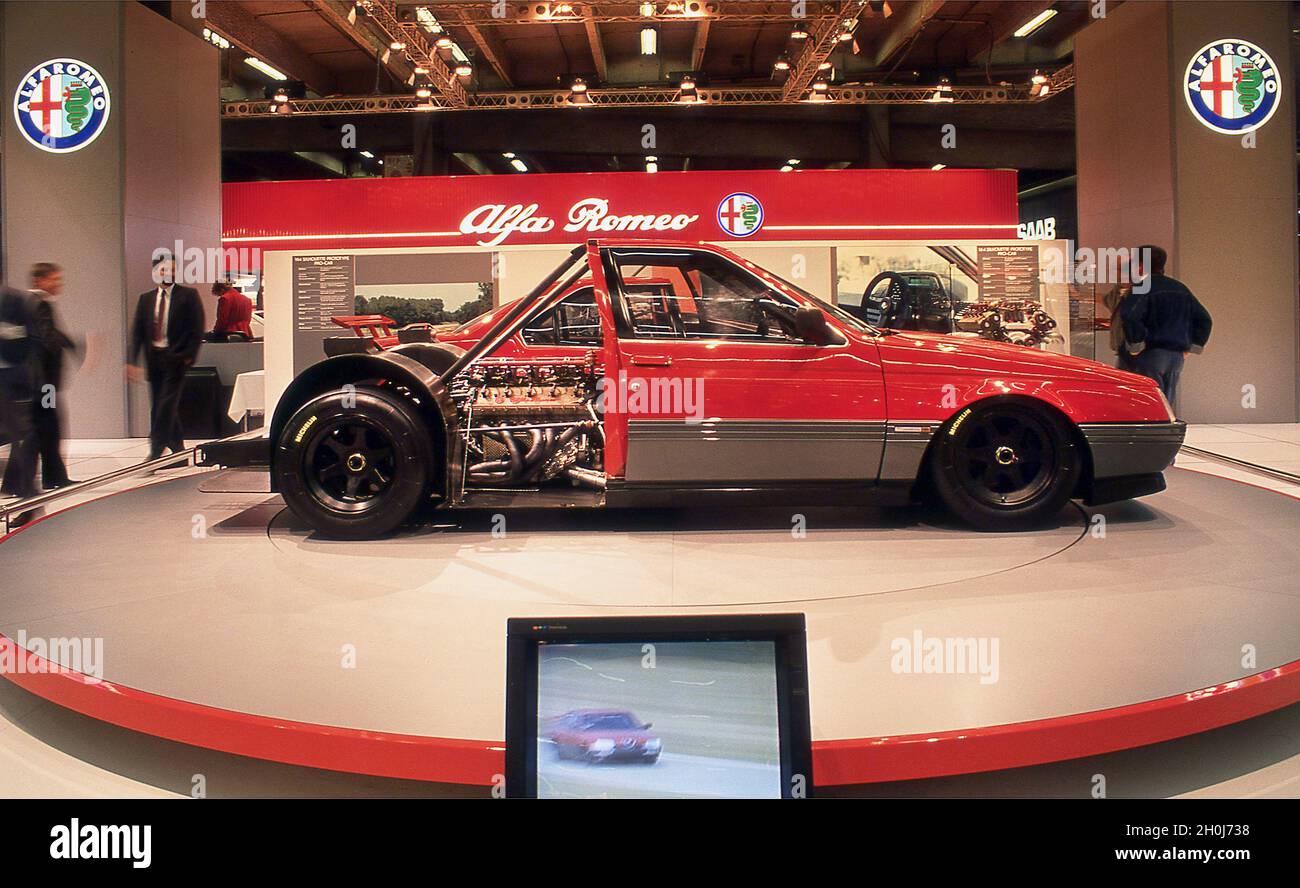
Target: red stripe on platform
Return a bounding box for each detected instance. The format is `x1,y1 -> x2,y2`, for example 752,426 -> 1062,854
3,632 -> 1297,787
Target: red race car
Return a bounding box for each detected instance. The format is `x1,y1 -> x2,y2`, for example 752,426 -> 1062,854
544,709 -> 662,764
209,240 -> 1183,538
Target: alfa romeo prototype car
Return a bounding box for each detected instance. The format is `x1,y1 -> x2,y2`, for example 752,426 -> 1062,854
544,709 -> 662,764
199,240 -> 1184,539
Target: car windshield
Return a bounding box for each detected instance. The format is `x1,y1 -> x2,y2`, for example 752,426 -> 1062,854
581,713 -> 640,731
761,267 -> 879,334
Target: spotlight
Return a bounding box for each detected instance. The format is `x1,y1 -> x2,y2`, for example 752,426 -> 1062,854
414,65 -> 429,75
455,62 -> 473,77
930,163 -> 946,171
436,35 -> 453,49
390,40 -> 406,51
677,74 -> 699,103
927,77 -> 953,103
774,55 -> 790,72
272,87 -> 289,103
570,76 -> 588,93
416,85 -> 432,99
640,1 -> 655,14
791,25 -> 809,40
645,156 -> 658,173
780,165 -> 794,172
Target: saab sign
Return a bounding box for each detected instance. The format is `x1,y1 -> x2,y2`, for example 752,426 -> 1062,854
1184,39 -> 1280,135
13,58 -> 111,153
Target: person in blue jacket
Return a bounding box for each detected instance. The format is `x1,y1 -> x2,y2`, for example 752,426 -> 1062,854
1120,245 -> 1213,412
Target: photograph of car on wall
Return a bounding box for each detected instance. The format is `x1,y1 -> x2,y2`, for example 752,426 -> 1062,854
536,641 -> 782,799
835,241 -> 1071,354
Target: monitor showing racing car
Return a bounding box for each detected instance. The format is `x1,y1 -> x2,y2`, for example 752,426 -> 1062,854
505,614 -> 812,799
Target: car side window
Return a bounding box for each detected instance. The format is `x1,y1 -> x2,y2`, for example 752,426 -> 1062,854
521,286 -> 601,346
611,249 -> 805,343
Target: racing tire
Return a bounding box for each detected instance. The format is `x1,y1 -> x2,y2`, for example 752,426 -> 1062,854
274,386 -> 435,539
929,401 -> 1080,529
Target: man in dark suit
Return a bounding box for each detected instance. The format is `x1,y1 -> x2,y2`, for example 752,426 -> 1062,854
0,285 -> 41,527
126,253 -> 204,461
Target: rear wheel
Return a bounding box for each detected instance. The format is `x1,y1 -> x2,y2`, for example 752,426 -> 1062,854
929,401 -> 1080,528
274,386 -> 435,539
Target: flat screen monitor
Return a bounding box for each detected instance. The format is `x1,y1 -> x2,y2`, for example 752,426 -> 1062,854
505,614 -> 812,799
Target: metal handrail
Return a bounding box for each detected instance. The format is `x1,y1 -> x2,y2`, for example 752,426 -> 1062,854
1179,445 -> 1300,486
0,429 -> 266,535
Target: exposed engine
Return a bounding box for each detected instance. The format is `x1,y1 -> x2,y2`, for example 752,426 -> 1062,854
955,299 -> 1060,348
452,354 -> 605,490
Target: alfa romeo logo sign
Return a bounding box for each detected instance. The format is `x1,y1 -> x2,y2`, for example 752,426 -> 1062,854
13,58 -> 111,153
1184,39 -> 1279,135
717,192 -> 764,238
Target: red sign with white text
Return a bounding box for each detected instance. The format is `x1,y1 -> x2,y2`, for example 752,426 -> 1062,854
222,168 -> 1018,252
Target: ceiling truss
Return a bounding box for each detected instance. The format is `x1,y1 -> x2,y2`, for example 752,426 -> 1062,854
223,63 -> 1074,117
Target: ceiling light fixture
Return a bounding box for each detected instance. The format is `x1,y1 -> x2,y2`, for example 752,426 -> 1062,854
510,158 -> 528,172
244,57 -> 287,81
1013,8 -> 1058,38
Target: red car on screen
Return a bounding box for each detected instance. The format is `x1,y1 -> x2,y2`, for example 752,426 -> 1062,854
204,239 -> 1185,539
544,709 -> 662,764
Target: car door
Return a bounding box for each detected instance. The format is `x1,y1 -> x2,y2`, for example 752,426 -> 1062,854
602,245 -> 887,485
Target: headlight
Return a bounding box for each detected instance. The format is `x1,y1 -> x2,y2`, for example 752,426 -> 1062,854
589,739 -> 615,752
644,739 -> 661,750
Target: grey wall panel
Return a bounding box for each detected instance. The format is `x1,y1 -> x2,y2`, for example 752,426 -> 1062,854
1,1 -> 126,438
1075,0 -> 1297,422
122,2 -> 221,436
1168,0 -> 1297,423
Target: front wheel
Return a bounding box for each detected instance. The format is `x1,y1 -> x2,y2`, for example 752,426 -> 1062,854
274,386 -> 435,539
929,401 -> 1080,528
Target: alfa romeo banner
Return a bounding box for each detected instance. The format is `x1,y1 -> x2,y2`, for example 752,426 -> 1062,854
222,168 -> 1018,252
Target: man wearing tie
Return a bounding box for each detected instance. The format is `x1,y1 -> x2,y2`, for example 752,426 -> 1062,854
126,253 -> 204,461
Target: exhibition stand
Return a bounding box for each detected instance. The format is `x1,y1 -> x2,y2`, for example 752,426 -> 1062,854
2,466 -> 1297,790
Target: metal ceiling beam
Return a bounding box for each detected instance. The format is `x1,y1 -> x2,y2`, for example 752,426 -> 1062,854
690,19 -> 711,71
399,2 -> 846,25
869,0 -> 945,68
360,0 -> 469,107
963,0 -> 1055,64
308,0 -> 417,92
204,0 -> 337,94
583,11 -> 609,82
222,67 -> 1072,116
451,11 -> 514,86
781,1 -> 864,102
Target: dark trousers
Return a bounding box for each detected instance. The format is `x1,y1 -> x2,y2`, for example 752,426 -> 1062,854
1,400 -> 64,490
1133,347 -> 1185,410
34,399 -> 68,486
1116,349 -> 1138,373
146,348 -> 188,459
0,371 -> 38,499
